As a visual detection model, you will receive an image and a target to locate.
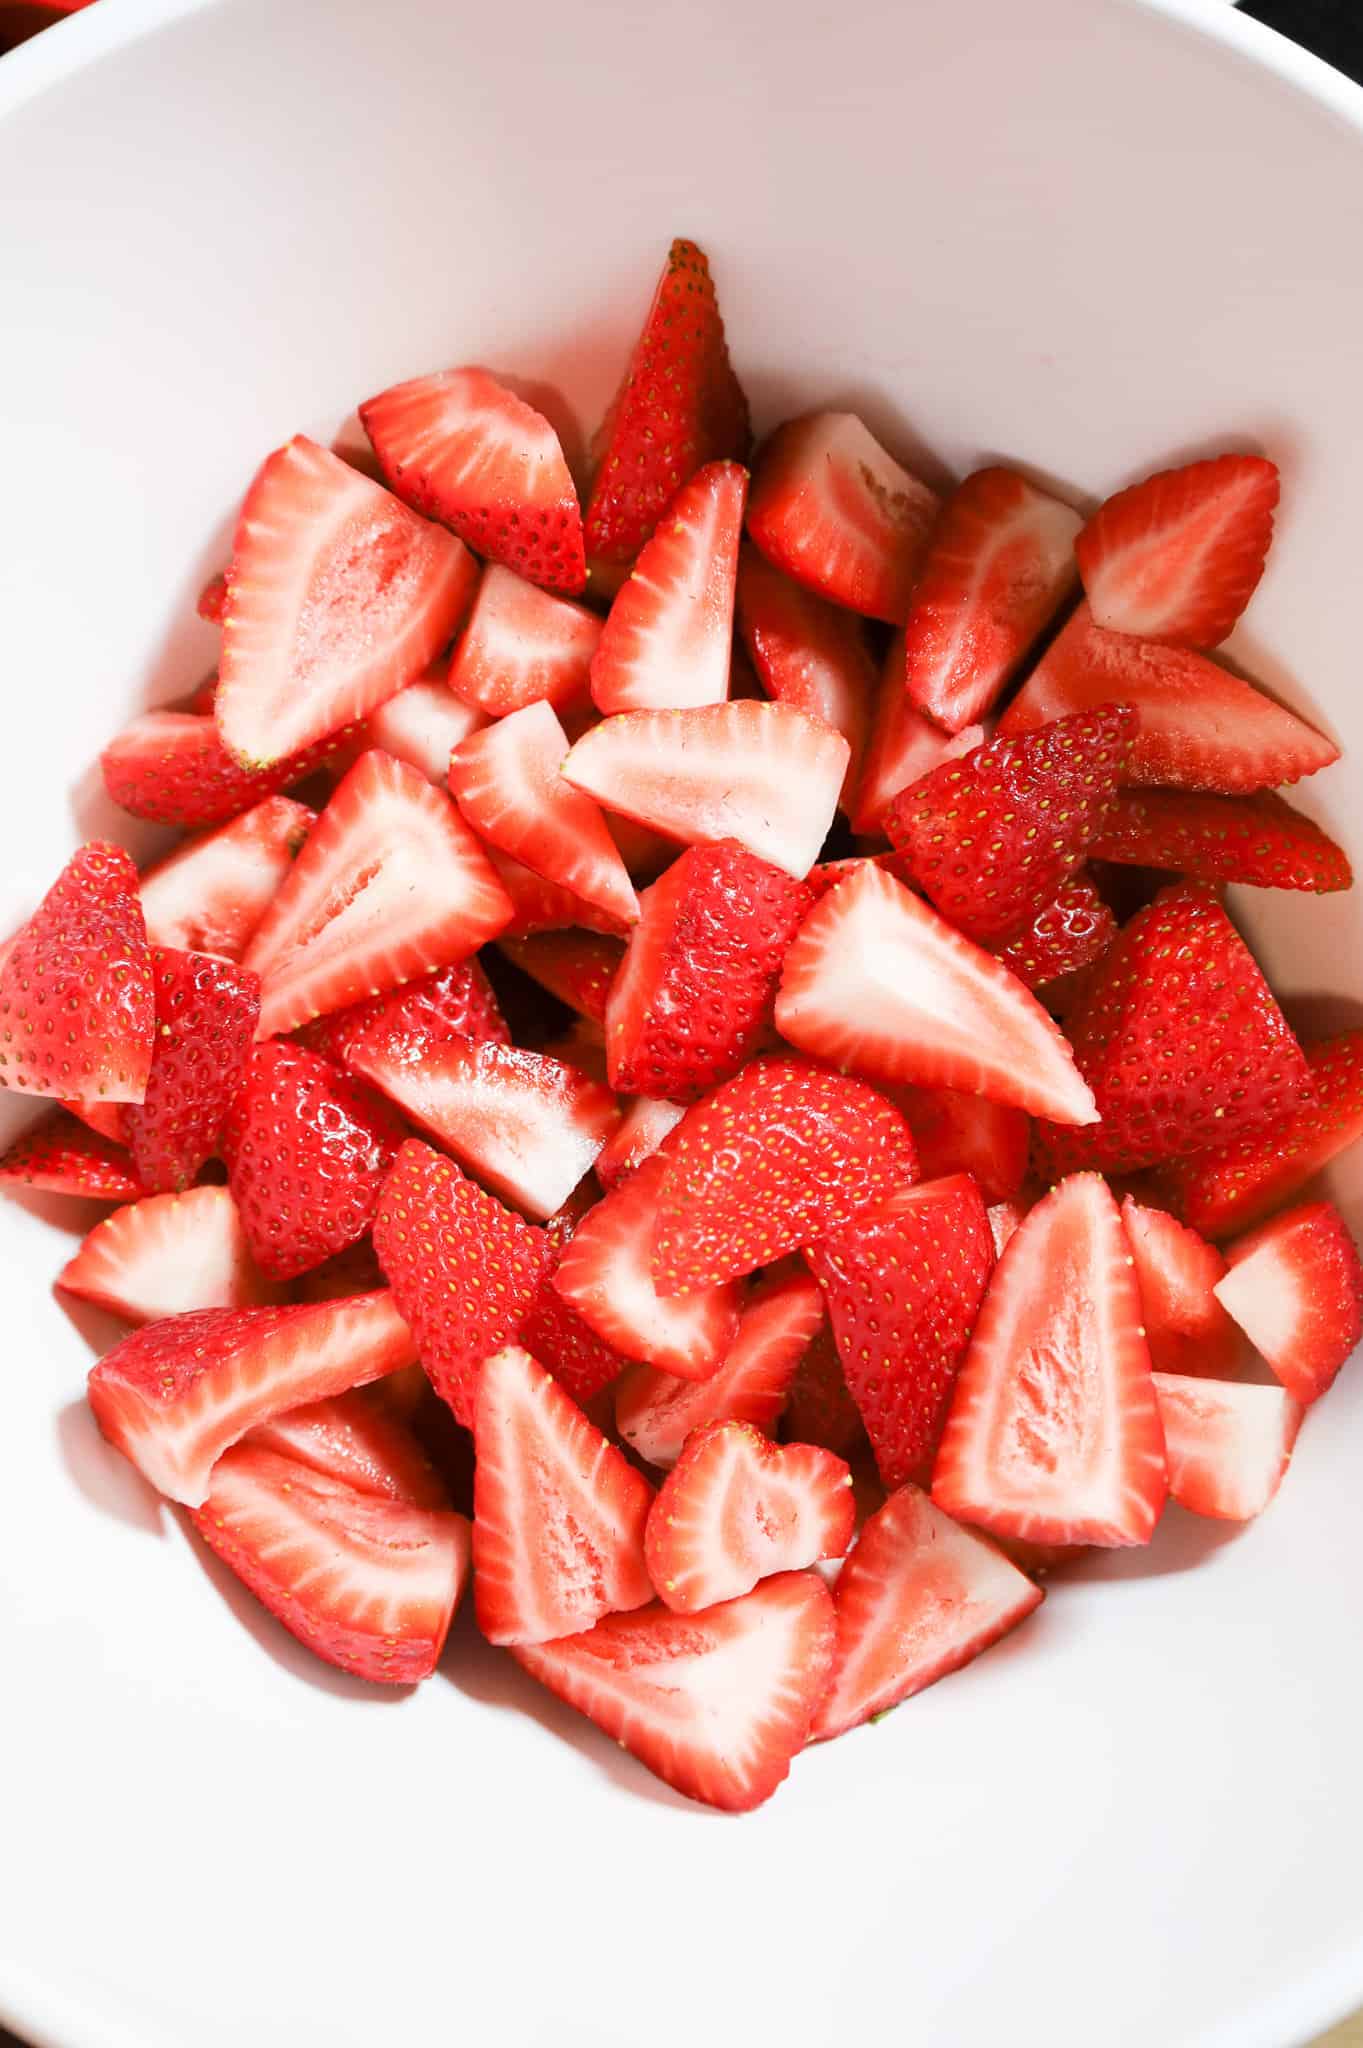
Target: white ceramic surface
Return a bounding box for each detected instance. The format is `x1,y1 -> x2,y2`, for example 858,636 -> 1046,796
2,2 -> 1363,2044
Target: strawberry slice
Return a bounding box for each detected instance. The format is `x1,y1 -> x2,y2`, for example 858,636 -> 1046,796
986,1198 -> 1030,1259
499,931 -> 624,1026
809,1484 -> 1043,1743
551,1152 -> 742,1380
518,1201 -> 635,1407
139,795 -> 314,960
1034,883 -> 1314,1177
993,872 -> 1116,994
1090,787 -> 1351,893
0,1110 -> 143,1199
101,709 -> 351,828
197,572 -> 228,625
891,1084 -> 1029,1205
356,669 -> 487,787
997,604 -> 1338,794
562,700 -> 849,880
487,845 -> 628,940
242,750 -> 512,1038
87,1288 -> 417,1506
123,949 -> 259,1194
248,1384 -> 449,1508
1214,1199 -> 1363,1403
216,436 -> 478,767
58,1184 -> 277,1322
1120,1196 -> 1245,1379
885,706 -> 1136,945
1151,1373 -> 1303,1521
190,1441 -> 469,1682
931,1174 -> 1167,1546
299,956 -> 509,1069
645,1420 -> 854,1612
808,1174 -> 995,1488
734,543 -> 876,808
448,564 -> 600,716
775,863 -> 1099,1125
450,701 -> 639,929
746,412 -> 940,623
583,238 -> 750,571
513,1570 -> 835,1812
595,1093 -> 687,1190
360,368 -> 585,594
850,633 -> 984,835
604,841 -> 813,1100
473,1345 -> 654,1645
589,462 -> 747,714
60,1098 -> 130,1146
615,1261 -> 825,1468
1075,454 -> 1279,647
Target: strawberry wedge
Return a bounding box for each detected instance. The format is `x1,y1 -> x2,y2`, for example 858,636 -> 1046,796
595,1093 -> 687,1189
122,949 -> 259,1194
849,633 -> 984,836
299,956 -> 508,1068
58,1184 -> 278,1323
1152,1374 -> 1303,1522
1089,788 -> 1351,894
247,1385 -> 449,1509
357,670 -> 487,787
138,795 -> 314,960
499,931 -> 624,1027
448,565 -> 600,717
1121,1196 -> 1245,1379
101,709 -> 351,829
735,543 -> 876,806
892,1085 -> 1029,1205
1214,1199 -> 1363,1404
0,1111 -> 143,1199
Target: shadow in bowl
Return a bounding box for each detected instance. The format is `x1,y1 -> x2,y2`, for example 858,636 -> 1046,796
55,1396 -> 164,1537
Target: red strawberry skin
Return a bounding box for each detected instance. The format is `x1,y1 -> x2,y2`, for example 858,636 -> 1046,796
1090,788 -> 1351,893
994,872 -> 1117,993
891,1085 -> 1029,1206
519,1200 -> 635,1407
0,1110 -> 144,1199
498,931 -> 623,1027
101,709 -> 352,829
782,1321 -> 867,1459
298,958 -> 509,1069
123,949 -> 259,1194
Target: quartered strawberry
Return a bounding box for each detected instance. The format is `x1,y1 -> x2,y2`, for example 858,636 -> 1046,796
590,462 -> 747,714
997,604 -> 1338,794
993,872 -> 1117,993
216,436 -> 478,766
355,668 -> 487,787
499,930 -> 624,1026
513,1570 -> 835,1813
122,949 -> 259,1194
986,1198 -> 1030,1259
775,863 -> 1099,1125
139,795 -> 314,960
562,700 -> 849,880
58,1184 -> 278,1322
87,1288 -> 417,1505
242,750 -> 512,1039
360,367 -> 586,594
890,1084 -> 1029,1205
197,572 -> 228,625
583,237 -> 750,570
932,1174 -> 1167,1547
782,1321 -> 867,1459
885,705 -> 1135,946
473,1345 -> 654,1645
0,1110 -> 143,1200
487,845 -> 629,940
1090,788 -> 1351,893
595,1093 -> 687,1190
101,709 -> 351,829
299,956 -> 509,1068
604,840 -> 813,1100
1120,1196 -> 1245,1379
809,1483 -> 1043,1742
1152,1373 -> 1303,1521
850,634 -> 985,835
746,412 -> 940,623
518,1200 -> 635,1407
248,1383 -> 449,1509
734,543 -> 876,807
448,564 -> 600,716
1214,1199 -> 1363,1404
60,1098 -> 130,1146
1075,453 -> 1279,647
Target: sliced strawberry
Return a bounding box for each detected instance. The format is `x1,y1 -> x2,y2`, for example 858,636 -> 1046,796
298,956 -> 508,1069
87,1288 -> 417,1506
583,238 -> 750,570
0,1110 -> 143,1199
850,634 -> 985,835
891,1084 -> 1029,1205
448,564 -> 600,716
1214,1198 -> 1363,1403
139,795 -> 314,961
734,543 -> 876,807
590,462 -> 746,714
932,1174 -> 1167,1546
197,571 -> 228,625
360,368 -> 585,593
242,750 -> 512,1038
499,930 -> 624,1026
804,850 -> 917,902
986,1197 -> 1029,1259
993,872 -> 1116,993
1090,788 -> 1351,893
604,841 -> 813,1100
61,1098 -> 130,1146
997,605 -> 1338,793
123,949 -> 259,1194
472,1345 -> 653,1645
746,413 -> 940,623
101,709 -> 352,829
247,1384 -> 449,1508
58,1184 -> 276,1322
1120,1196 -> 1245,1379
518,1201 -> 635,1407
595,1093 -> 687,1190
562,700 -> 849,880
1075,454 -> 1279,648
355,669 -> 487,787
809,1483 -> 1043,1743
1152,1373 -> 1303,1521
775,863 -> 1098,1125
513,1570 -> 835,1812
487,845 -> 628,940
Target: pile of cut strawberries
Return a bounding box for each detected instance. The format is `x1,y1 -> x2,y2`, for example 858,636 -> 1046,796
7,239 -> 1363,1812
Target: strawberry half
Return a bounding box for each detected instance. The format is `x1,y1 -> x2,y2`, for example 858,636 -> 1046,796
58,1184 -> 277,1322
356,669 -> 487,787
931,1174 -> 1167,1546
0,1110 -> 143,1199
1090,788 -> 1351,893
1152,1373 -> 1303,1521
101,709 -> 350,829
850,633 -> 984,835
1120,1196 -> 1245,1379
782,1322 -> 867,1460
499,931 -> 624,1026
1214,1199 -> 1363,1403
248,1384 -> 449,1509
139,795 -> 314,960
993,872 -> 1116,994
595,1093 -> 686,1190
891,1084 -> 1030,1205
448,564 -> 600,716
360,368 -> 586,593
734,543 -> 876,808
299,956 -> 509,1069
123,948 -> 259,1194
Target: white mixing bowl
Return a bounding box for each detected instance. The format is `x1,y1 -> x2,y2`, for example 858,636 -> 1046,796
2,2 -> 1362,2043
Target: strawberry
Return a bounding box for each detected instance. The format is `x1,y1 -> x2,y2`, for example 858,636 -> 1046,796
197,571 -> 228,625
518,1199 -> 635,1406
734,543 -> 876,807
997,604 -> 1338,793
87,1288 -> 417,1505
221,1041 -> 406,1281
986,1197 -> 1030,1259
562,700 -> 849,880
371,1142 -> 550,1426
605,811 -> 680,882
615,1261 -> 825,1468
289,1238 -> 388,1304
850,634 -> 985,835
0,1110 -> 143,1199
804,851 -> 917,902
782,1321 -> 867,1459
1090,788 -> 1351,893
0,842 -> 154,1103
242,750 -> 512,1039
355,669 -> 487,787
583,238 -> 750,571
139,795 -> 314,960
360,368 -> 586,593
448,564 -> 600,716
885,705 -> 1136,946
1120,1195 -> 1246,1379
122,949 -> 259,1194
595,1093 -> 687,1190
809,1483 -> 1043,1742
58,1184 -> 277,1322
513,1571 -> 835,1812
101,709 -> 352,829
901,466 -> 1082,731
1151,1373 -> 1303,1521
1075,453 -> 1279,647
487,845 -> 628,940
993,872 -> 1116,992
61,1098 -> 130,1146
473,1345 -> 654,1644
499,931 -> 624,1026
604,841 -> 813,1100
216,436 -> 478,766
775,863 -> 1099,1125
248,1384 -> 449,1508
1034,883 -> 1315,1177
1214,1198 -> 1363,1403
932,1174 -> 1167,1546
298,957 -> 508,1069
746,412 -> 940,623
450,701 -> 639,929
590,462 -> 747,713
891,1084 -> 1029,1205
